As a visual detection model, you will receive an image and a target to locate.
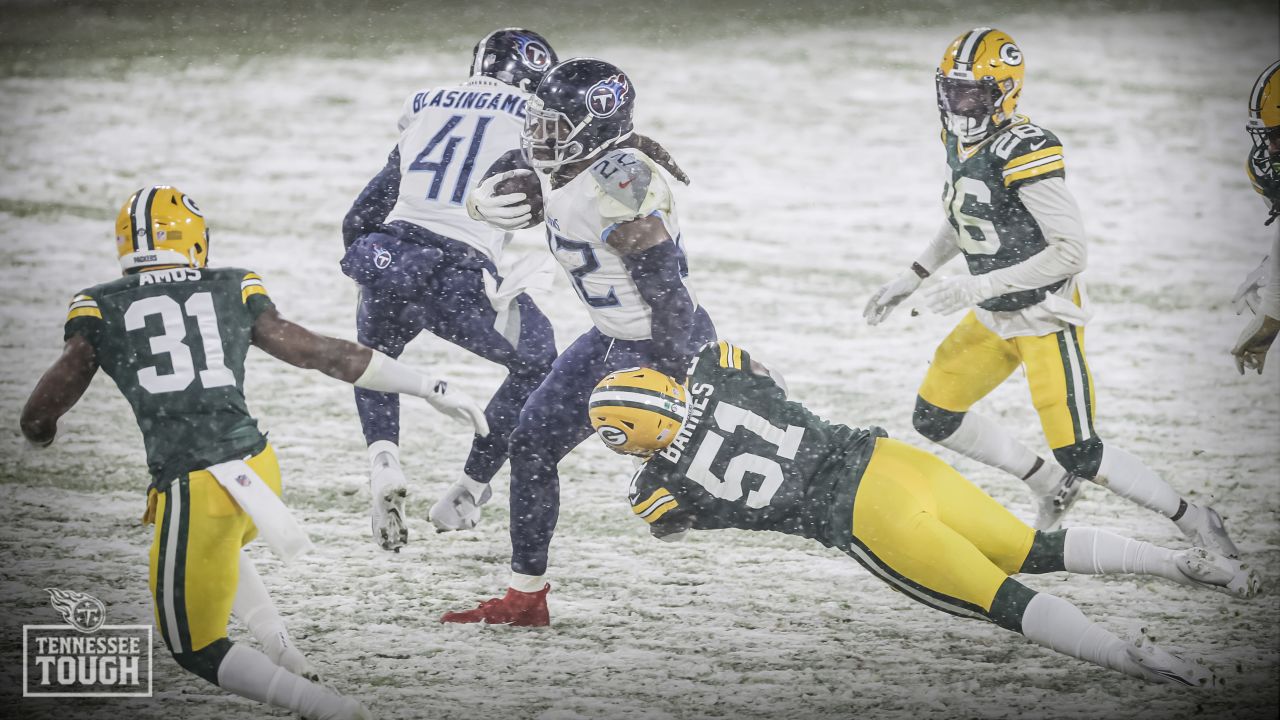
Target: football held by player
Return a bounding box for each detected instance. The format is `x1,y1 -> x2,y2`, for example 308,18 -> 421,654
340,28 -> 561,551
442,58 -> 713,625
863,28 -> 1241,556
22,187 -> 488,719
589,342 -> 1261,687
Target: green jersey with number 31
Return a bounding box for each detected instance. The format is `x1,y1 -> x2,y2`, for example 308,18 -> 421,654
942,116 -> 1069,311
627,342 -> 885,550
63,266 -> 274,488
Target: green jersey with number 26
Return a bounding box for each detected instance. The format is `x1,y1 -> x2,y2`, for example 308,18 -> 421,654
942,116 -> 1069,312
63,267 -> 273,489
627,342 -> 885,551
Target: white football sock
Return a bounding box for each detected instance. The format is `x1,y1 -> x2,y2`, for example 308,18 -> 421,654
1094,446 -> 1181,517
934,412 -> 1042,483
1020,592 -> 1144,680
1062,528 -> 1185,584
509,572 -> 547,593
367,440 -> 400,467
232,551 -> 308,675
217,643 -> 360,720
459,476 -> 490,500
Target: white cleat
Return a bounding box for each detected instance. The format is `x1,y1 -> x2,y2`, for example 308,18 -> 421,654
369,452 -> 408,552
1125,635 -> 1217,688
1174,547 -> 1261,599
1175,503 -> 1239,559
264,629 -> 321,682
1033,470 -> 1084,531
428,478 -> 492,532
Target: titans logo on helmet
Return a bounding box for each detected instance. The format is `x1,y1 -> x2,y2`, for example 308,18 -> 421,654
587,74 -> 630,118
516,35 -> 552,71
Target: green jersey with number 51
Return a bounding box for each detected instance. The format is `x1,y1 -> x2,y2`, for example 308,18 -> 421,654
942,117 -> 1068,311
627,342 -> 884,550
63,266 -> 273,488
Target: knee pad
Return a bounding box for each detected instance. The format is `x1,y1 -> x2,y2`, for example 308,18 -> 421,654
912,396 -> 964,442
170,637 -> 233,686
1052,438 -> 1104,479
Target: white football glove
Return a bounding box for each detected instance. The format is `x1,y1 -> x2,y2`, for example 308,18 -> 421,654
425,380 -> 491,436
922,275 -> 996,316
1232,254 -> 1270,316
863,271 -> 923,325
465,169 -> 536,231
1231,312 -> 1278,375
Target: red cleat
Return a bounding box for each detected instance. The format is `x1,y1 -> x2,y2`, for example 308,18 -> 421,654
440,584 -> 551,626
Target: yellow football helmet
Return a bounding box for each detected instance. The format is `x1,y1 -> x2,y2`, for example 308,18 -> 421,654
116,185 -> 209,272
1247,60 -> 1280,205
937,27 -> 1025,144
589,368 -> 687,457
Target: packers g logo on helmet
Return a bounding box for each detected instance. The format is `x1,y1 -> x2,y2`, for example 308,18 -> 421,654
936,27 -> 1026,144
589,368 -> 687,458
116,185 -> 210,272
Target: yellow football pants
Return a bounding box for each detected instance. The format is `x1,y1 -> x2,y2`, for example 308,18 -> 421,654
147,444 -> 281,654
918,311 -> 1097,449
849,438 -> 1036,619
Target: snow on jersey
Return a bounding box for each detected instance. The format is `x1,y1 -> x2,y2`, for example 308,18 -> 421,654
384,77 -> 528,261
542,147 -> 697,340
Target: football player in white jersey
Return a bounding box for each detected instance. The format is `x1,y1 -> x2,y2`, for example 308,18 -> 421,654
340,29 -> 560,551
440,58 -> 715,625
863,28 -> 1240,557
1232,60 -> 1280,374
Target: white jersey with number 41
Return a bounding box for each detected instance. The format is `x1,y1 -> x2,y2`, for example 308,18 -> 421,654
384,77 -> 530,261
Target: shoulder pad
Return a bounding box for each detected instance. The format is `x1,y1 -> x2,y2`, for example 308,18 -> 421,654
397,88 -> 433,131
590,148 -> 655,215
66,291 -> 102,322
991,122 -> 1065,188
989,121 -> 1063,163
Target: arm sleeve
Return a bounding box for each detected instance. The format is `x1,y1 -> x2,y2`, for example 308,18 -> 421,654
622,240 -> 696,377
63,292 -> 103,345
341,146 -> 402,249
239,271 -> 275,320
914,217 -> 961,275
629,474 -> 692,538
1264,228 -> 1280,319
976,177 -> 1087,294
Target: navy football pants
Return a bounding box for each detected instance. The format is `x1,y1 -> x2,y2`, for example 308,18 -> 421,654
349,224 -> 556,483
508,308 -> 716,576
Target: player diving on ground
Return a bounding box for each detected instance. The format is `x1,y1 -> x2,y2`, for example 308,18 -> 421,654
863,27 -> 1241,556
589,342 -> 1261,687
21,186 -> 488,719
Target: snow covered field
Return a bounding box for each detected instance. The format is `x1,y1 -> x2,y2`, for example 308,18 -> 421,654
1,2 -> 1277,718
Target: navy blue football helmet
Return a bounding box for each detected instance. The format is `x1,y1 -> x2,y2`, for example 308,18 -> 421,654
470,28 -> 557,93
522,58 -> 636,170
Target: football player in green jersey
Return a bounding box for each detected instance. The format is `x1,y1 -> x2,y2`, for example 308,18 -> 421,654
1231,60 -> 1280,374
863,27 -> 1241,557
589,342 -> 1260,687
21,185 -> 489,719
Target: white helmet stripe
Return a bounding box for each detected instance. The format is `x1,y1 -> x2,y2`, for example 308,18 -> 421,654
1250,59 -> 1280,118
131,186 -> 159,251
471,29 -> 500,76
956,27 -> 993,70
590,389 -> 687,419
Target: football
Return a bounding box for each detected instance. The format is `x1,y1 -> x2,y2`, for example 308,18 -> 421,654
493,169 -> 544,228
